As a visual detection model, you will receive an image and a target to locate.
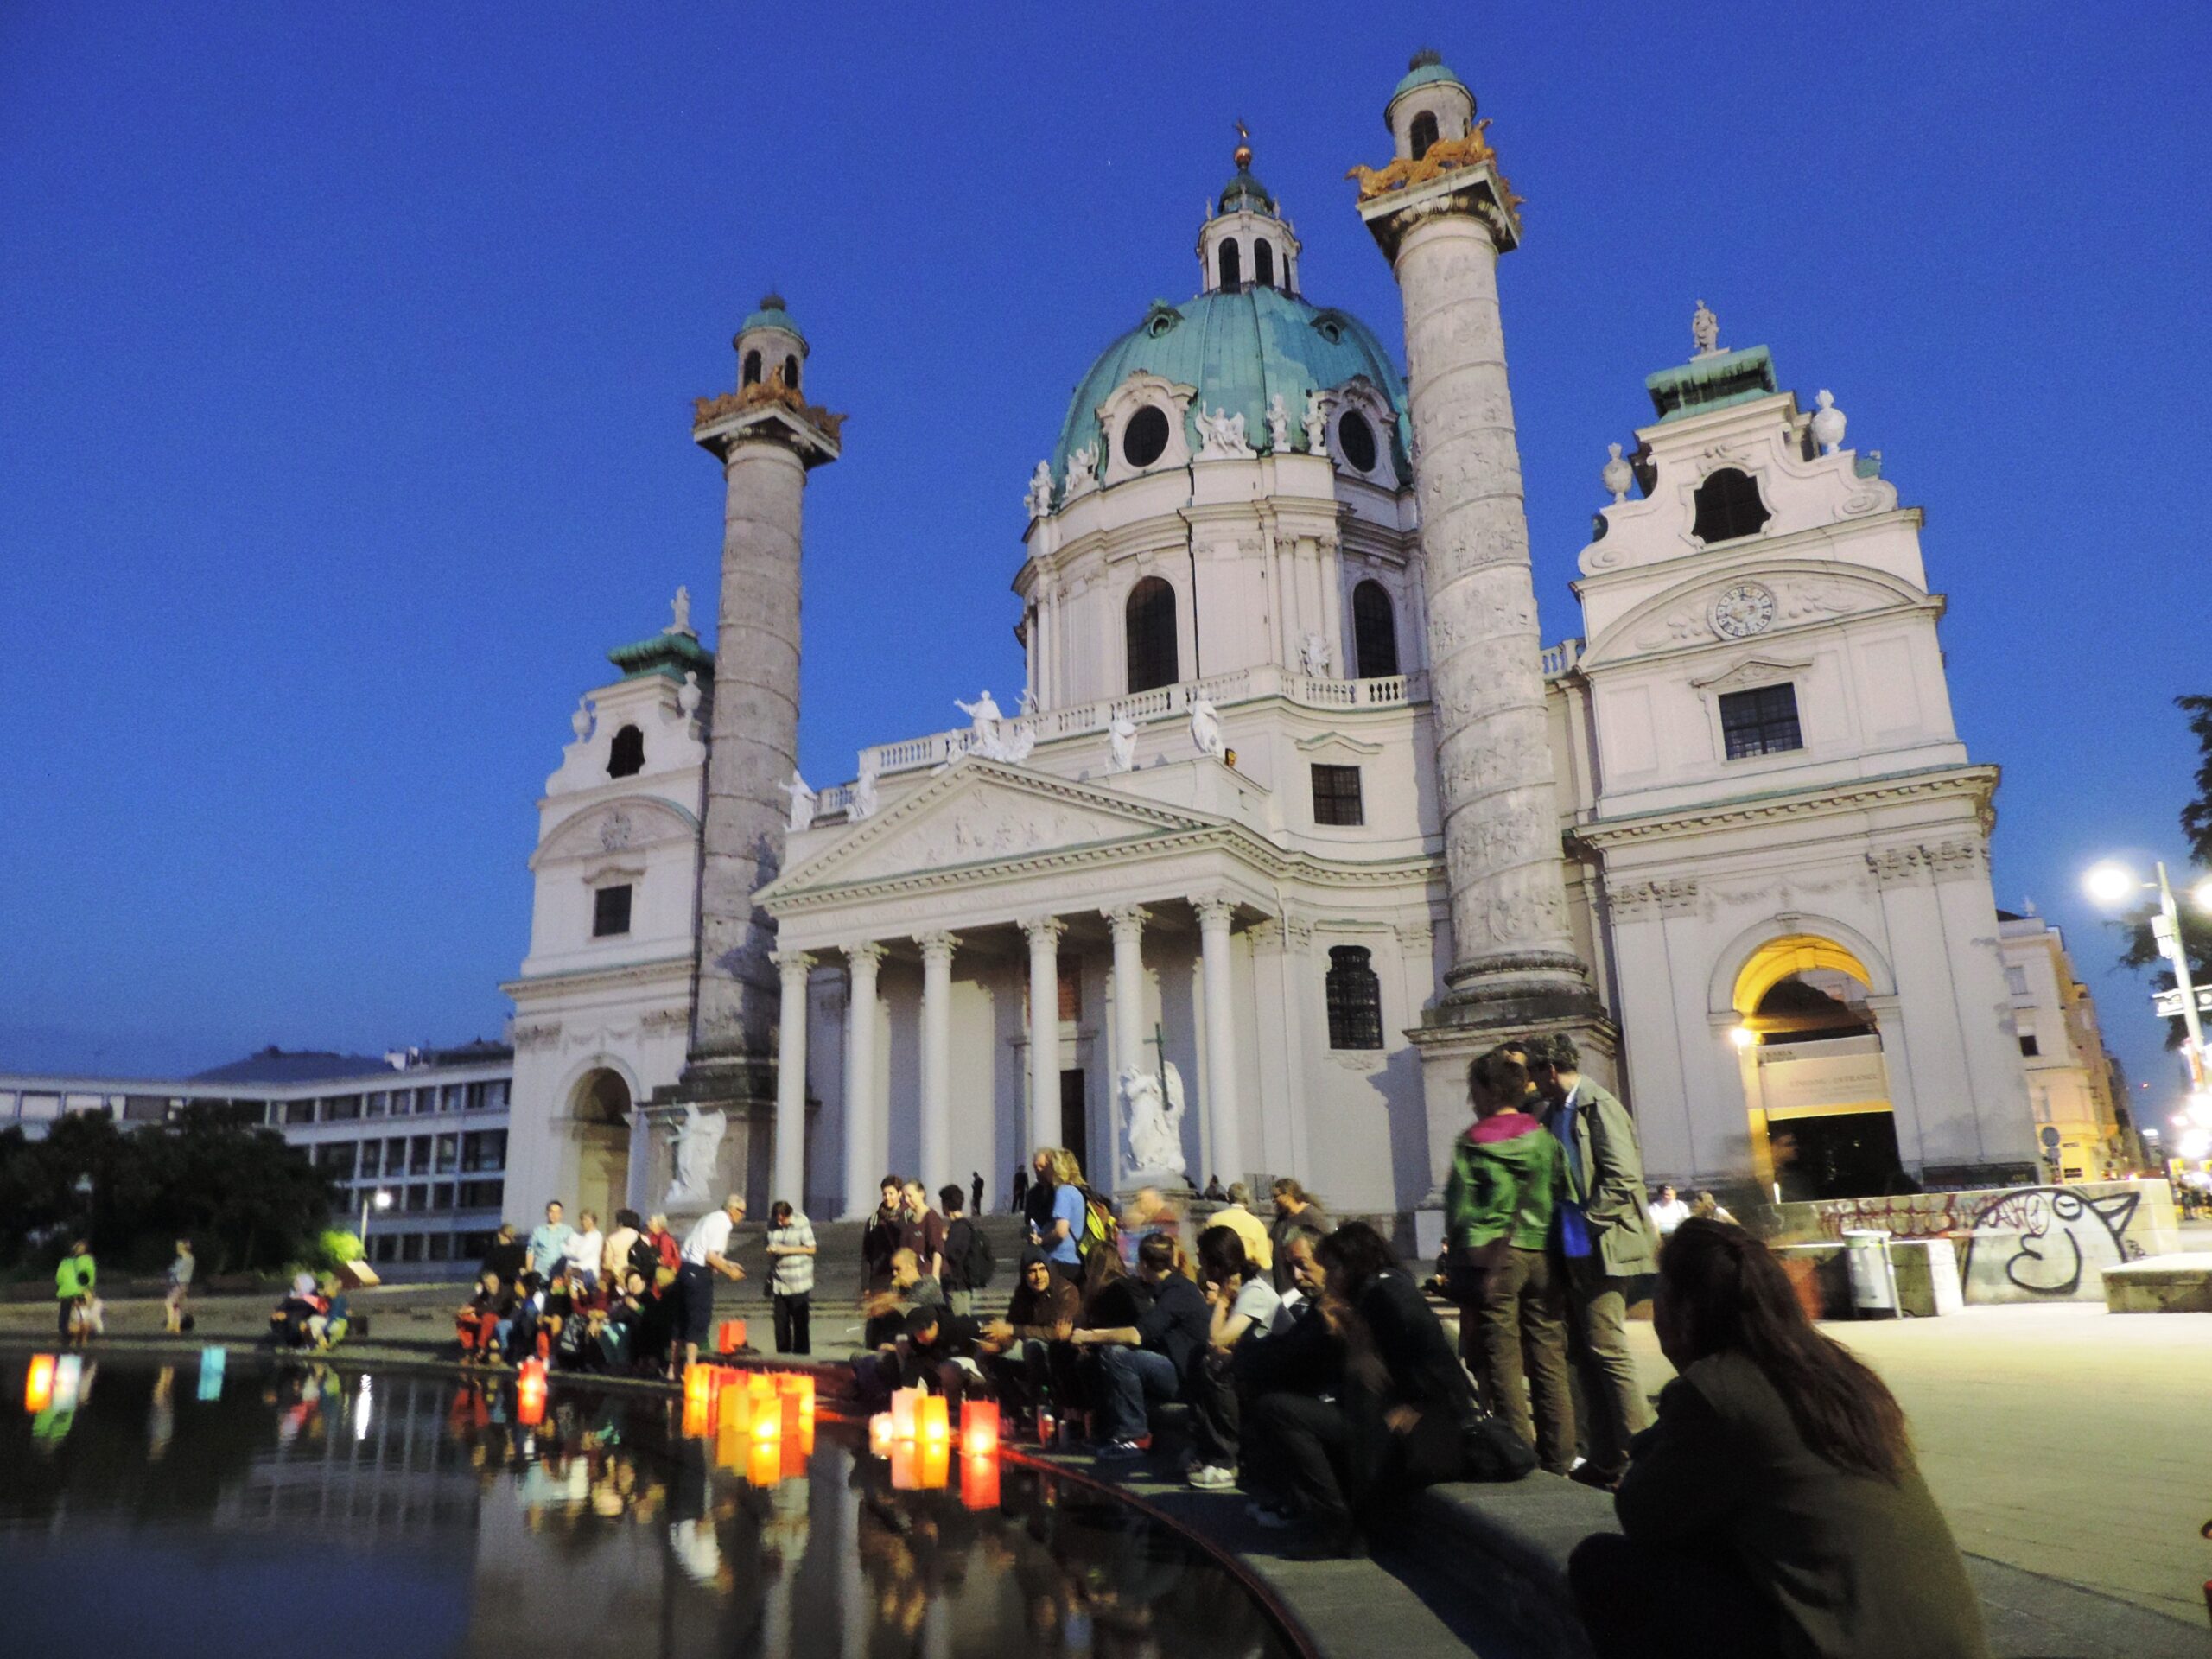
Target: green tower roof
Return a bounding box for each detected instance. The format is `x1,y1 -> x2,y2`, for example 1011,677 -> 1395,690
607,629 -> 715,683
737,291 -> 808,352
1645,346 -> 1779,422
1386,50 -> 1470,125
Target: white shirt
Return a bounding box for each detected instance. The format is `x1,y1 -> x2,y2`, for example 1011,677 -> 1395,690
564,1229 -> 604,1275
681,1209 -> 736,1267
1226,1276 -> 1281,1341
1649,1198 -> 1691,1236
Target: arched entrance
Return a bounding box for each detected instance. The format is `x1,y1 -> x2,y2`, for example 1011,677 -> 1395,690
568,1067 -> 633,1225
1731,935 -> 1904,1200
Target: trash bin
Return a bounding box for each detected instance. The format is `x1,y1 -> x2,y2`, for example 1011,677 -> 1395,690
1922,1236 -> 1963,1316
1842,1229 -> 1899,1316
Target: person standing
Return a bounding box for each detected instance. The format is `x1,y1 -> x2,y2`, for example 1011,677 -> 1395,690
1649,1184 -> 1691,1237
906,1179 -> 948,1284
55,1240 -> 95,1345
970,1170 -> 985,1215
601,1209 -> 643,1285
1568,1219 -> 1990,1659
939,1183 -> 991,1317
164,1238 -> 195,1334
1008,1161 -> 1030,1216
482,1222 -> 527,1289
1445,1049 -> 1573,1472
1035,1147 -> 1089,1281
764,1200 -> 817,1355
1211,1183 -> 1274,1275
526,1201 -> 574,1278
564,1209 -> 606,1299
862,1176 -> 908,1294
1527,1033 -> 1657,1488
1268,1179 -> 1335,1290
677,1195 -> 747,1370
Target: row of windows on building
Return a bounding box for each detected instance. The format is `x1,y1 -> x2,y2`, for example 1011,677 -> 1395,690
1123,577 -> 1401,696
1214,237 -> 1283,291
315,1128 -> 507,1183
351,1178 -> 506,1217
0,1079 -> 509,1127
369,1229 -> 504,1266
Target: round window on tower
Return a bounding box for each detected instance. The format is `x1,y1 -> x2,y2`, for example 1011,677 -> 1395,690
1122,405 -> 1171,468
1337,410 -> 1378,474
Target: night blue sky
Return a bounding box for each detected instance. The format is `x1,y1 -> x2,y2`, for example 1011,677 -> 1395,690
3,5 -> 2205,1128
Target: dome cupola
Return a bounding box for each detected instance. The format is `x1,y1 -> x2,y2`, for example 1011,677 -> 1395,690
1383,48 -> 1475,162
732,290 -> 808,396
1196,124 -> 1301,297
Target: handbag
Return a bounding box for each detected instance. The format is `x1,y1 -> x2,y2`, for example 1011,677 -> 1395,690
1459,1408 -> 1538,1482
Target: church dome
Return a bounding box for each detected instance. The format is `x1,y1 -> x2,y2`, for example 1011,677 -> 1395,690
1049,284 -> 1409,490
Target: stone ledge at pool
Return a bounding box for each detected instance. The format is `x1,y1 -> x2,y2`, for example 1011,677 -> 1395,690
2103,1253 -> 2212,1313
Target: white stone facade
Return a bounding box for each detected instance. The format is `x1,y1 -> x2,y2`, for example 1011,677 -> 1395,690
1999,912 -> 2128,1180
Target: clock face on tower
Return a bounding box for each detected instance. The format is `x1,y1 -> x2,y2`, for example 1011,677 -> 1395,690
1711,582 -> 1777,639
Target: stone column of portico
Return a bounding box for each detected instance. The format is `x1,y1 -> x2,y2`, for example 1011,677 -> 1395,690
771,950 -> 813,1209
1024,917 -> 1067,1154
1195,897 -> 1246,1190
842,942 -> 886,1218
918,931 -> 958,1187
1356,80 -> 1599,1033
1104,906 -> 1149,1138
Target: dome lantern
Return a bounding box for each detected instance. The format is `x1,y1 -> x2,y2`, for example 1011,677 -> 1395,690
1197,122 -> 1301,297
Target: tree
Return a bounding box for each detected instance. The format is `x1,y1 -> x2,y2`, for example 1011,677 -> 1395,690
2116,694 -> 2212,1053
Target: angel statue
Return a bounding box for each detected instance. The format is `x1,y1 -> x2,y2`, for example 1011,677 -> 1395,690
1299,632 -> 1333,678
1266,393 -> 1290,452
665,584 -> 694,636
1000,720 -> 1036,765
1691,299 -> 1720,358
1193,404 -> 1251,461
1188,696 -> 1225,760
663,1103 -> 728,1211
1121,1062 -> 1187,1179
1303,388 -> 1328,453
1065,443 -> 1099,495
776,770 -> 817,833
850,753 -> 880,822
1107,710 -> 1138,773
955,690 -> 1005,758
1024,461 -> 1054,518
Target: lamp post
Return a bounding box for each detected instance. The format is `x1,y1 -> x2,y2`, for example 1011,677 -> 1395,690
359,1187 -> 393,1255
2083,860 -> 2209,1087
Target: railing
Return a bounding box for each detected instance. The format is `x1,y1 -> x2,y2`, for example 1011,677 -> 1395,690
1541,637 -> 1584,677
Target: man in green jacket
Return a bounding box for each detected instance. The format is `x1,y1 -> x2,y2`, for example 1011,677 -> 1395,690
55,1240 -> 95,1344
1445,1048 -> 1574,1473
1529,1033 -> 1657,1487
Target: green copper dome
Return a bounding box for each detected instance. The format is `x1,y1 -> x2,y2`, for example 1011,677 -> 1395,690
1387,50 -> 1470,125
738,291 -> 807,351
1217,166 -> 1276,213
1051,286 -> 1409,490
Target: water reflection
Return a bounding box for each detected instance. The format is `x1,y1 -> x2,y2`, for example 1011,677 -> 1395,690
0,1355 -> 1292,1659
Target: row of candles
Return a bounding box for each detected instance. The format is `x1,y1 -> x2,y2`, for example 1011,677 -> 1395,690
864,1389 -> 1001,1504
676,1364 -> 819,1486
24,1348 -> 227,1414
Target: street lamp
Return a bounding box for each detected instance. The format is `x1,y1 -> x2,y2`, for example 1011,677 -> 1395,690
2083,859 -> 2209,1090
359,1187 -> 393,1253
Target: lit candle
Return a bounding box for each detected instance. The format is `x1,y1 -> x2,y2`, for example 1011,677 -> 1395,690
682,1393 -> 713,1438
959,1398 -> 999,1457
23,1354 -> 55,1414
196,1346 -> 226,1403
890,1442 -> 918,1491
918,1394 -> 950,1448
890,1387 -> 920,1441
752,1397 -> 781,1445
868,1412 -> 894,1455
918,1441 -> 950,1490
747,1439 -> 780,1489
52,1355 -> 82,1412
961,1453 -> 1001,1511
719,1374 -> 753,1436
683,1363 -> 715,1412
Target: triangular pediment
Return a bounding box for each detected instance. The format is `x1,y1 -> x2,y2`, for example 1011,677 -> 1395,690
763,760 -> 1215,897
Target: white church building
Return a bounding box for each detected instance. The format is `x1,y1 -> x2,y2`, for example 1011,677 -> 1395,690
500,54 -> 2038,1236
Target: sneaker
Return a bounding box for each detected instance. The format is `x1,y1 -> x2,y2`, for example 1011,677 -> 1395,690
1094,1440 -> 1147,1461
1187,1464 -> 1236,1491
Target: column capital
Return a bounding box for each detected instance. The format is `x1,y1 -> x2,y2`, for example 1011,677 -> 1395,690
1021,915 -> 1067,950
918,930 -> 961,963
771,949 -> 817,977
1193,894 -> 1237,931
844,940 -> 888,970
1103,904 -> 1152,940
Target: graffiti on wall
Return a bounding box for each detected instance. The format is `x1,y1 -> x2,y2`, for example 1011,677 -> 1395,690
1808,1184 -> 2152,1300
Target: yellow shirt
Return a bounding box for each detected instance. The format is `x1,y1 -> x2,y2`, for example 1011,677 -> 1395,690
1213,1204 -> 1273,1272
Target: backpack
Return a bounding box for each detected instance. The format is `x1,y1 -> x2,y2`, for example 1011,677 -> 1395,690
949,1217 -> 995,1290
1076,1185 -> 1115,1260
627,1234 -> 660,1281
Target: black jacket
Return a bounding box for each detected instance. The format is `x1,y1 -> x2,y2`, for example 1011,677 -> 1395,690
1133,1274 -> 1211,1381
1356,1270 -> 1478,1433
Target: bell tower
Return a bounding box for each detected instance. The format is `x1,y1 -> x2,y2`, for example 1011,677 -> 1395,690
671,294 -> 842,1214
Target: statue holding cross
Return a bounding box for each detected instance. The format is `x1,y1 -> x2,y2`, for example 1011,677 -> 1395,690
1121,1020 -> 1188,1182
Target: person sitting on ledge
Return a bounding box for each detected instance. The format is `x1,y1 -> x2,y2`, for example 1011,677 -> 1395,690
979,1248 -> 1082,1423
456,1271 -> 510,1364
267,1273 -> 325,1349
862,1246 -> 943,1350
898,1303 -> 988,1403
306,1274 -> 351,1351
1568,1218 -> 1990,1659
1071,1230 -> 1209,1460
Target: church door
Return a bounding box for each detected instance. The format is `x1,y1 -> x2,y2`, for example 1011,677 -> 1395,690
1059,1070 -> 1088,1175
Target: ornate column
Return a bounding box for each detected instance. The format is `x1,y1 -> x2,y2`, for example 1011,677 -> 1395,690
1024,917 -> 1067,1154
772,950 -> 813,1210
1104,905 -> 1149,1107
1195,896 -> 1245,1188
683,301 -> 841,1116
1354,67 -> 1598,1031
842,942 -> 886,1218
918,931 -> 959,1186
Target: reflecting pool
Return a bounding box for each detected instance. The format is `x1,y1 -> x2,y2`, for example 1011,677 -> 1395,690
0,1352 -> 1297,1659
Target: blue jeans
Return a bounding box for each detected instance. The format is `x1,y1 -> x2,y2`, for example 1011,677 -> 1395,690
1096,1345 -> 1181,1443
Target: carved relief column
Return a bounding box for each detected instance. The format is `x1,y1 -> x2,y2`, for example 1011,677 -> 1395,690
1025,917 -> 1067,1155
842,942 -> 886,1219
918,931 -> 959,1187
1196,896 -> 1246,1188
771,950 -> 813,1210
1355,78 -> 1598,1030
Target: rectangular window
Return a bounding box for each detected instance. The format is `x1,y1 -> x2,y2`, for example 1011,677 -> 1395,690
404,1184 -> 429,1213
484,1079 -> 510,1110
315,1142 -> 357,1179
409,1136 -> 432,1175
435,1133 -> 458,1173
2005,966 -> 2030,996
427,1233 -> 454,1262
372,1234 -> 398,1264
1311,764 -> 1365,827
1056,955 -> 1082,1022
2019,1033 -> 2041,1058
386,1136 -> 407,1173
365,1091 -> 388,1117
594,883 -> 633,938
440,1085 -> 463,1114
359,1141 -> 381,1179
460,1179 -> 505,1211
431,1183 -> 454,1212
283,1098 -> 317,1125
326,1094 -> 362,1121
462,1129 -> 506,1173
1718,684 -> 1804,760
399,1233 -> 425,1263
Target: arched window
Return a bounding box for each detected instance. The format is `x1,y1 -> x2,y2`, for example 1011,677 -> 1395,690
1218,238 -> 1242,289
1691,467 -> 1771,543
1124,577 -> 1179,693
1410,111 -> 1439,161
741,350 -> 762,386
1253,239 -> 1275,289
1352,580 -> 1400,678
1325,947 -> 1384,1050
783,354 -> 800,391
607,724 -> 645,779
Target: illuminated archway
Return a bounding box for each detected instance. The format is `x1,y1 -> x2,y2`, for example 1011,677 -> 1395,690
1730,934 -> 1877,1018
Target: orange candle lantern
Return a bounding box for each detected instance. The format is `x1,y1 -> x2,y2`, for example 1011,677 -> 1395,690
718,1374 -> 753,1436
961,1453 -> 1001,1511
918,1442 -> 950,1491
781,1423 -> 808,1479
747,1438 -> 780,1488
868,1411 -> 894,1455
798,1415 -> 816,1459
890,1387 -> 920,1441
890,1442 -> 918,1491
715,1409 -> 747,1471
23,1354 -> 55,1414
516,1360 -> 548,1427
717,1319 -> 747,1355
683,1363 -> 715,1412
918,1394 -> 950,1449
682,1393 -> 712,1438
752,1395 -> 781,1446
959,1398 -> 999,1457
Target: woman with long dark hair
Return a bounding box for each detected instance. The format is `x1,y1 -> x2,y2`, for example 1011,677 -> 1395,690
1569,1218 -> 1988,1658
